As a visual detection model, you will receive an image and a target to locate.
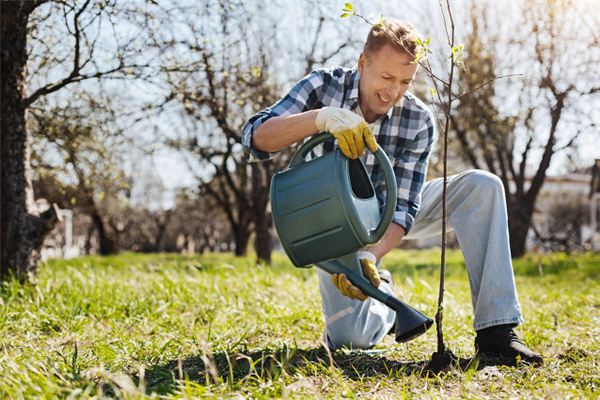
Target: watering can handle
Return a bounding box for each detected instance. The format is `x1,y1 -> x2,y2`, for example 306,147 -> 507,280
289,132 -> 397,243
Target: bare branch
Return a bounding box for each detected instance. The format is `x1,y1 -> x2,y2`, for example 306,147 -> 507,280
24,63 -> 145,107
438,0 -> 451,46
453,74 -> 523,100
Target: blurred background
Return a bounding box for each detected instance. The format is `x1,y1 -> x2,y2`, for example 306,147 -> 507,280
3,0 -> 599,273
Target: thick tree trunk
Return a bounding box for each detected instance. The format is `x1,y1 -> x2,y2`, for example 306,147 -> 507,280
507,200 -> 533,258
254,214 -> 272,264
90,211 -> 118,255
251,164 -> 273,264
85,224 -> 95,255
154,210 -> 172,252
1,1 -> 59,282
232,224 -> 250,256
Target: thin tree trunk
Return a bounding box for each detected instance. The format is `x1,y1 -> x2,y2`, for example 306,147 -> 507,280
1,1 -> 59,282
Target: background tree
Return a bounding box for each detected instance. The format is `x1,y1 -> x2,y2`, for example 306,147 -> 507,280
159,0 -> 357,262
164,189 -> 233,254
1,0 -> 154,280
450,1 -> 600,257
533,192 -> 590,253
30,99 -> 133,255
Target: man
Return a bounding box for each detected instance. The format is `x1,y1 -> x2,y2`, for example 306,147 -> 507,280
242,19 -> 542,366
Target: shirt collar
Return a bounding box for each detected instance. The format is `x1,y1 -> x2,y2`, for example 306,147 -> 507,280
346,67 -> 400,122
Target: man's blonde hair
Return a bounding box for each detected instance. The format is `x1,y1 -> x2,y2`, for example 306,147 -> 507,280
363,19 -> 423,59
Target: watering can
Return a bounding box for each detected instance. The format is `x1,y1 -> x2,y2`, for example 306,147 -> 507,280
271,132 -> 433,343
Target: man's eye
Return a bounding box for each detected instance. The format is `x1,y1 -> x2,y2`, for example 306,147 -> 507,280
382,76 -> 391,80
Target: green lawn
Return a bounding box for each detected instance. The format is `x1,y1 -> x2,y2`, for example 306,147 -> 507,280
1,250 -> 598,398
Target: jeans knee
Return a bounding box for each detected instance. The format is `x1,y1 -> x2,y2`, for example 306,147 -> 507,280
462,169 -> 504,195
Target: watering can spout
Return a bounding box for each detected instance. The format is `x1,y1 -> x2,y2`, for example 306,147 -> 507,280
317,255 -> 433,343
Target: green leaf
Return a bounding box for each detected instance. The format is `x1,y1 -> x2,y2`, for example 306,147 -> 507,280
343,2 -> 353,12
340,12 -> 350,18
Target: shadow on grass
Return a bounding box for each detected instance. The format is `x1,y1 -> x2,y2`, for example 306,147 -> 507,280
141,345 -> 499,395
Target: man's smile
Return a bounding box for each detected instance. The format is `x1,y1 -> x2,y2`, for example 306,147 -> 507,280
377,92 -> 392,104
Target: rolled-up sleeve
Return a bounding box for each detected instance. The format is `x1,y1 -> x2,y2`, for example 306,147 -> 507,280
392,112 -> 436,233
241,69 -> 326,161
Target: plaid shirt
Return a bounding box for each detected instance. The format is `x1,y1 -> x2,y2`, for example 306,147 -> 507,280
241,67 -> 436,233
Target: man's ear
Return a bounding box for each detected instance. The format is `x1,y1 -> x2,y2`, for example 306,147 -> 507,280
358,52 -> 366,74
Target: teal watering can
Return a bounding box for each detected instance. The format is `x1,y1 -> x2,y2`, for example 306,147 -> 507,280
271,132 -> 433,343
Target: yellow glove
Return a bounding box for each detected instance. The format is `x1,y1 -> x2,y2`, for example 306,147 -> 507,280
331,251 -> 381,301
315,107 -> 378,159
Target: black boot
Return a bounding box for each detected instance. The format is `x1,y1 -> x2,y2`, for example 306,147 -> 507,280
475,324 -> 543,366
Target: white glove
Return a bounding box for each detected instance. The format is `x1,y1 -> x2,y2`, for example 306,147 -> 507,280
315,107 -> 378,159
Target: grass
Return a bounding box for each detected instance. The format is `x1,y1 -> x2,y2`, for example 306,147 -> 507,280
0,249 -> 598,398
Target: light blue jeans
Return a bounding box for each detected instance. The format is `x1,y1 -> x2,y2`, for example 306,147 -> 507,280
318,170 -> 524,349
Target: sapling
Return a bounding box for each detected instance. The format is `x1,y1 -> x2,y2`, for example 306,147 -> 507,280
341,1 -> 518,372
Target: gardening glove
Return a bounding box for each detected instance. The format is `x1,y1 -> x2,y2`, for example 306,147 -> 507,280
315,107 -> 378,159
331,251 -> 381,301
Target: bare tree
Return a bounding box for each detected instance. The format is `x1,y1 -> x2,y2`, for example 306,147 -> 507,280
449,1 -> 600,257
30,99 -> 133,255
1,0 -> 154,280
533,192 -> 590,253
159,0 -> 357,262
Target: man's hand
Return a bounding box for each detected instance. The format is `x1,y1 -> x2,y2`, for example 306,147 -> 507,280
331,251 -> 381,301
316,107 -> 378,159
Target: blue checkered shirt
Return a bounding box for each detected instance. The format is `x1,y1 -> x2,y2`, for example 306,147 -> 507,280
241,67 -> 436,233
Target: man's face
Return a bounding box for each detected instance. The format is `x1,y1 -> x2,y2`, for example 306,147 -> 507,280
358,43 -> 418,123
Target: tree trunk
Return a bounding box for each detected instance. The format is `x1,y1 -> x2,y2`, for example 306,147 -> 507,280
154,210 -> 172,252
507,200 -> 533,258
85,224 -> 95,255
90,210 -> 118,255
254,213 -> 273,264
1,1 -> 59,282
232,223 -> 250,256
251,164 -> 273,264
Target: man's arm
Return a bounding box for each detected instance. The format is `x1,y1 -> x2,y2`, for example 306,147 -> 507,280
367,223 -> 406,260
252,110 -> 320,153
241,69 -> 327,161
243,68 -> 376,161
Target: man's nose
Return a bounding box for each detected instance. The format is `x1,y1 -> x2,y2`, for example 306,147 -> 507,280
384,83 -> 401,98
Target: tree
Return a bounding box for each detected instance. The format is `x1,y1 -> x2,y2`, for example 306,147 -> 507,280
160,0 -> 356,262
1,0 -> 153,280
30,100 -> 132,255
449,1 -> 600,257
1,0 -> 60,281
537,193 -> 590,253
164,189 -> 233,254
